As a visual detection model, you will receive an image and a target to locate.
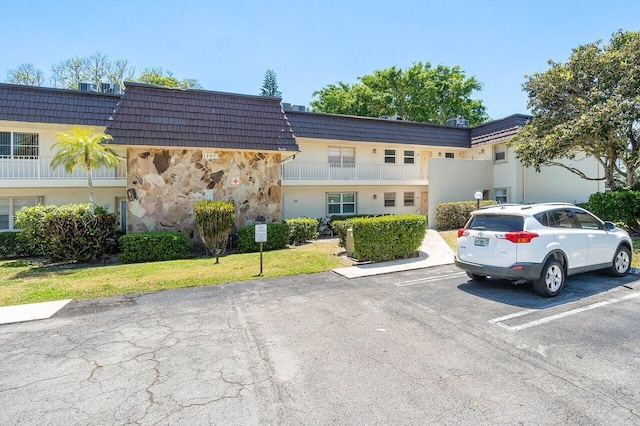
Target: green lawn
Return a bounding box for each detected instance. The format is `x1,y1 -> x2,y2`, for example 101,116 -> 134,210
440,231 -> 640,268
0,240 -> 352,307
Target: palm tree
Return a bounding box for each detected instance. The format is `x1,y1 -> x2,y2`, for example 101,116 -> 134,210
51,127 -> 120,214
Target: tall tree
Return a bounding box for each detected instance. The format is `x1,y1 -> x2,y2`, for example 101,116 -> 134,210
310,62 -> 489,125
51,127 -> 120,214
6,63 -> 44,86
137,68 -> 202,89
259,69 -> 282,97
50,52 -> 135,90
511,30 -> 640,189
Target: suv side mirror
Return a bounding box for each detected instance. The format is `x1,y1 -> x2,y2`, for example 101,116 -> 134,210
604,221 -> 616,231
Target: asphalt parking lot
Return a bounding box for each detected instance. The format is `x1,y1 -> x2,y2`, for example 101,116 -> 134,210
1,266 -> 639,425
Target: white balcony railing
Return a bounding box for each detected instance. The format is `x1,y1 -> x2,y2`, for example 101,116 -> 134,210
0,156 -> 127,180
282,162 -> 427,181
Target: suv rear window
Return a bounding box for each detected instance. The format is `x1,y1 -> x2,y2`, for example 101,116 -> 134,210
467,215 -> 523,232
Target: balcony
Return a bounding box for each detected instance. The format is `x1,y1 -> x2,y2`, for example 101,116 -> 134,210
0,156 -> 127,180
282,162 -> 428,182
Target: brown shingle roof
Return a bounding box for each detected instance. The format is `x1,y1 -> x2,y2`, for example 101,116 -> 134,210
470,114 -> 531,147
286,111 -> 531,148
105,83 -> 299,153
0,83 -> 119,126
285,110 -> 471,148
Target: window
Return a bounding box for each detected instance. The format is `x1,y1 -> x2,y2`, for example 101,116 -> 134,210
0,197 -> 41,230
328,146 -> 355,166
404,192 -> 415,206
573,210 -> 603,230
0,132 -> 39,159
327,193 -> 356,215
544,209 -> 577,228
494,144 -> 506,162
404,150 -> 415,164
384,149 -> 396,164
468,215 -> 524,232
494,188 -> 508,204
384,192 -> 396,207
445,152 -> 455,159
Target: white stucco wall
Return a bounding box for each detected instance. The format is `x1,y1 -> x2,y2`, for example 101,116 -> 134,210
282,185 -> 427,219
427,158 -> 493,229
460,144 -> 603,205
293,137 -> 466,167
0,187 -> 125,212
0,121 -> 125,158
521,155 -> 603,204
1,121 -> 126,212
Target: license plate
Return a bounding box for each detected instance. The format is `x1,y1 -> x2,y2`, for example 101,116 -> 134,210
474,237 -> 489,247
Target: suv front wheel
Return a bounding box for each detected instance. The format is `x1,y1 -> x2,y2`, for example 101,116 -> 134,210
607,246 -> 631,277
533,259 -> 564,297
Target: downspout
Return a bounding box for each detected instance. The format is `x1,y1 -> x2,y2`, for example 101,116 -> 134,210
280,152 -> 300,221
522,161 -> 526,203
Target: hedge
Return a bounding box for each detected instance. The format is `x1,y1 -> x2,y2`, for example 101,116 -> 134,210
237,223 -> 289,253
286,217 -> 319,245
0,232 -> 29,259
14,204 -> 61,256
351,214 -> 427,262
435,200 -> 497,230
330,214 -> 387,248
585,189 -> 640,233
119,231 -> 191,264
14,204 -> 120,262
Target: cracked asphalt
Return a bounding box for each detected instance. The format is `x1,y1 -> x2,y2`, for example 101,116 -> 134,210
1,265 -> 639,425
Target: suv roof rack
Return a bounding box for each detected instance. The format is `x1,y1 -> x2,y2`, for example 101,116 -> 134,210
480,203 -> 522,210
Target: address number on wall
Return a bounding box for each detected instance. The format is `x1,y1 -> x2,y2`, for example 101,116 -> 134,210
203,153 -> 220,160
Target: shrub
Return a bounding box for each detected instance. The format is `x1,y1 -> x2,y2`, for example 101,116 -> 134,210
330,214 -> 387,247
331,220 -> 351,248
119,231 -> 190,264
586,189 -> 640,233
351,215 -> 427,262
14,204 -> 59,256
193,200 -> 236,257
15,204 -> 119,262
0,232 -> 29,259
43,205 -> 120,262
286,217 -> 319,245
436,200 -> 497,230
237,223 -> 289,253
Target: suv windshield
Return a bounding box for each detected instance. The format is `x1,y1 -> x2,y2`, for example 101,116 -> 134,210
467,215 -> 524,232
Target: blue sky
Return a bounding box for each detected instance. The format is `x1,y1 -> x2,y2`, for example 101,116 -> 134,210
1,0 -> 639,120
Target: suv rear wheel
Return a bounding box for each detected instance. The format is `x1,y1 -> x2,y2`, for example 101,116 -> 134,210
533,259 -> 564,297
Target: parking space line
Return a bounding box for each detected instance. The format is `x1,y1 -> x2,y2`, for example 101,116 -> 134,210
394,272 -> 466,287
490,292 -> 640,332
488,309 -> 538,324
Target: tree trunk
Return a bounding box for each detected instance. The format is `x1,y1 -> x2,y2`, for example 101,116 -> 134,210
87,166 -> 94,214
604,160 -> 616,190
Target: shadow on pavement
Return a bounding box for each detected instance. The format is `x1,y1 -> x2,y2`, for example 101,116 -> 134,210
457,272 -> 639,309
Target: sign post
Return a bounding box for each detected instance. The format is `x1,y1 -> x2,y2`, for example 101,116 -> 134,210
254,224 -> 268,276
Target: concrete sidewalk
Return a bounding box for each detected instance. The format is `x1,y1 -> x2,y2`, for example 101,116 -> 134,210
332,229 -> 455,278
0,299 -> 72,325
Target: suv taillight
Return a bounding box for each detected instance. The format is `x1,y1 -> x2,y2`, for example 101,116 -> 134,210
458,228 -> 469,238
501,231 -> 538,243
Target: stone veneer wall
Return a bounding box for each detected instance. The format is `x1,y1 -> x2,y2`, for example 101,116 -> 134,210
126,148 -> 282,244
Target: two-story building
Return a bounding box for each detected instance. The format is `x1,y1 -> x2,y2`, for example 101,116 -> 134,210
280,108 -> 602,227
0,82 -> 603,235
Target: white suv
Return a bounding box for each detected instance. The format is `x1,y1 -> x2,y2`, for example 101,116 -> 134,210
455,203 -> 633,297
